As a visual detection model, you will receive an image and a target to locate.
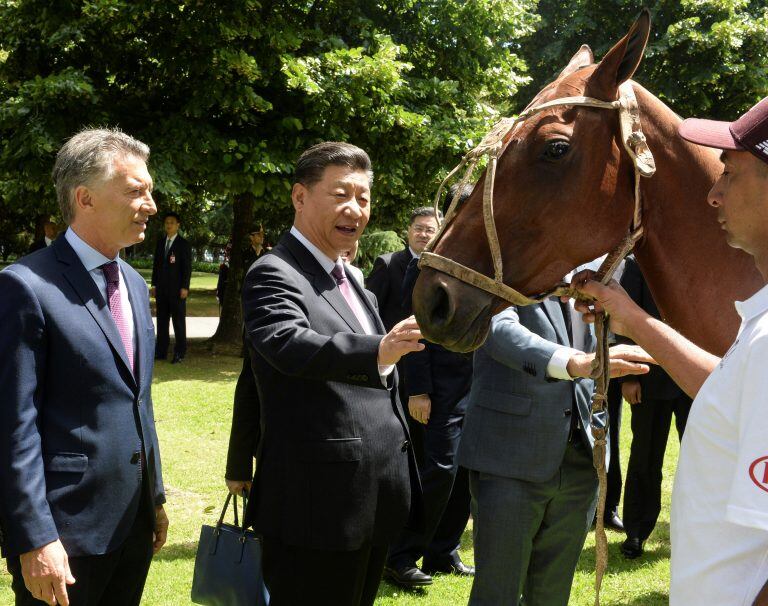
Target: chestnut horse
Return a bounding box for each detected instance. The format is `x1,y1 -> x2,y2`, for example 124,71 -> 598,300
412,11 -> 762,357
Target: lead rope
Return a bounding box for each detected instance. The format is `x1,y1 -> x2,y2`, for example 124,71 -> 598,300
422,82 -> 655,606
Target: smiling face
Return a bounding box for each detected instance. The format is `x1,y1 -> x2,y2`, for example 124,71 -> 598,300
708,150 -> 768,255
292,164 -> 371,260
71,154 -> 156,257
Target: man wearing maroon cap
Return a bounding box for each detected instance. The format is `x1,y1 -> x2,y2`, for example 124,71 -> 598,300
569,96 -> 768,606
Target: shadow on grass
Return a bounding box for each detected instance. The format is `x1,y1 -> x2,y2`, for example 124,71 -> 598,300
576,539 -> 670,573
377,580 -> 429,599
154,540 -> 199,562
624,590 -> 668,605
152,346 -> 242,385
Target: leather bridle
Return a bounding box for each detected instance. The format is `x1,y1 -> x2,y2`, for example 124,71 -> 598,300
419,81 -> 656,302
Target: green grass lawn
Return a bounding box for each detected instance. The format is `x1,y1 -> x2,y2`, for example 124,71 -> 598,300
0,349 -> 678,605
134,269 -> 221,317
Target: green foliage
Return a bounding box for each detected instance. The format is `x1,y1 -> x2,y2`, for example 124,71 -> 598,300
356,229 -> 405,275
518,0 -> 768,118
0,0 -> 538,233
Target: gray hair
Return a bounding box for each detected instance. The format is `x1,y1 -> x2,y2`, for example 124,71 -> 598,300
52,128 -> 150,224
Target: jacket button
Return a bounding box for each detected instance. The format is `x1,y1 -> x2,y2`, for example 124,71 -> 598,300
564,409 -> 572,417
130,451 -> 141,465
401,440 -> 410,453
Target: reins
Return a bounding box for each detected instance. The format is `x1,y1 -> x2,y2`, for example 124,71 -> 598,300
419,81 -> 656,606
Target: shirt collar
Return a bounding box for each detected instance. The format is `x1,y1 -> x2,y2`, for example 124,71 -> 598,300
735,282 -> 768,323
65,228 -> 118,272
44,236 -> 52,246
166,234 -> 177,245
290,226 -> 339,275
408,246 -> 420,259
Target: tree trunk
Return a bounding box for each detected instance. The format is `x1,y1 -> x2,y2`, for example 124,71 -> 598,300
208,192 -> 255,355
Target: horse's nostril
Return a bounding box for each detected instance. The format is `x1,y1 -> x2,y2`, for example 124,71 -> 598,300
430,284 -> 453,327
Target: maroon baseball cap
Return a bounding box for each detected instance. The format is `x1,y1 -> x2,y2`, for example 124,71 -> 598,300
679,96 -> 768,164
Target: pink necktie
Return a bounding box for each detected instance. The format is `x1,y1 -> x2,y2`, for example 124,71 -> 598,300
331,262 -> 370,333
101,262 -> 134,373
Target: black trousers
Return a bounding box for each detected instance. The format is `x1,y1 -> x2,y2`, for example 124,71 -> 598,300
155,293 -> 186,358
8,502 -> 154,606
605,380 -> 623,515
387,410 -> 470,569
623,393 -> 691,541
262,537 -> 388,606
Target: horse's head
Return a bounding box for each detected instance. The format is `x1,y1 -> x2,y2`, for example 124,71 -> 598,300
413,10 -> 652,352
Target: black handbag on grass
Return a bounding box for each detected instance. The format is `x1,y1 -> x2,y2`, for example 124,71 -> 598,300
191,490 -> 269,605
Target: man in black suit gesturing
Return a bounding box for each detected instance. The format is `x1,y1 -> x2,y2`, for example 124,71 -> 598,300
242,142 -> 424,606
151,212 -> 192,363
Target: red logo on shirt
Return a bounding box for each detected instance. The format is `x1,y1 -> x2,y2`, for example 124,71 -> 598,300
749,456 -> 768,493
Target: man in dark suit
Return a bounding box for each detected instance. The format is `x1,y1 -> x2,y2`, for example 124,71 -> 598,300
151,211 -> 192,363
27,221 -> 58,254
242,142 -> 424,606
383,186 -> 475,587
618,256 -> 692,559
0,128 -> 167,606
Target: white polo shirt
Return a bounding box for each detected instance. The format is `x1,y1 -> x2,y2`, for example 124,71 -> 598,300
671,282 -> 768,605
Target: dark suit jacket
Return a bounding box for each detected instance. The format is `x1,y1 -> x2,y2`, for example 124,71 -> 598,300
0,236 -> 165,558
242,232 -> 422,550
618,257 -> 683,400
151,234 -> 192,299
366,247 -> 413,331
401,258 -> 473,412
225,344 -> 260,481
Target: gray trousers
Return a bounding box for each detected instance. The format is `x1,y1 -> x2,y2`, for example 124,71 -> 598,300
468,440 -> 598,606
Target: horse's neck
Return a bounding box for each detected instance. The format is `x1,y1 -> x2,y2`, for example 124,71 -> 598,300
632,85 -> 763,356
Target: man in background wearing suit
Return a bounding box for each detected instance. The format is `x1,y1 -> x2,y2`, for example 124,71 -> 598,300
384,188 -> 474,588
151,211 -> 192,363
27,221 -> 58,254
0,128 -> 168,606
618,256 -> 692,559
242,142 -> 424,606
458,300 -> 650,605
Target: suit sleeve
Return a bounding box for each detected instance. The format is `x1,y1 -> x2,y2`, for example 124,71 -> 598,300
365,255 -> 389,308
243,259 -> 386,388
0,270 -> 59,556
616,257 -> 643,347
404,344 -> 433,396
484,307 -> 563,382
181,239 -> 192,290
151,239 -> 161,287
226,346 -> 260,481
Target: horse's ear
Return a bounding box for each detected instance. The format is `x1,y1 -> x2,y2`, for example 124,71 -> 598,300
557,45 -> 594,79
589,8 -> 651,97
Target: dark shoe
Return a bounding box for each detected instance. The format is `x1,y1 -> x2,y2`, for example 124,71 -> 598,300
620,537 -> 644,559
603,511 -> 625,532
422,560 -> 475,576
383,565 -> 433,588
171,354 -> 184,364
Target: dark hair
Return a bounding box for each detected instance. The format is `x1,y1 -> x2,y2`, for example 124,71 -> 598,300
163,212 -> 181,223
409,206 -> 443,224
294,142 -> 373,187
443,183 -> 474,214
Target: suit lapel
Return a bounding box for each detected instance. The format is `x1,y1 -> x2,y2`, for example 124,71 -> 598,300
282,233 -> 366,334
542,298 -> 570,346
56,239 -> 138,390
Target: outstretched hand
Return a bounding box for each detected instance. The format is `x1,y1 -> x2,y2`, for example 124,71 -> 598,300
378,316 -> 425,366
567,344 -> 655,379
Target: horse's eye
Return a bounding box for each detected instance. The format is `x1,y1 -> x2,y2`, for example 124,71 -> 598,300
542,140 -> 570,161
